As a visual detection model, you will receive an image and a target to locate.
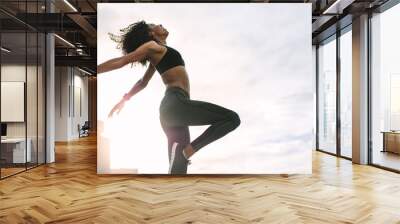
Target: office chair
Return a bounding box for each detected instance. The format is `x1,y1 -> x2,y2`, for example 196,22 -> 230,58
79,121 -> 90,138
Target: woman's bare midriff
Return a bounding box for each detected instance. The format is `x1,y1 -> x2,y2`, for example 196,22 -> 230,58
160,66 -> 190,94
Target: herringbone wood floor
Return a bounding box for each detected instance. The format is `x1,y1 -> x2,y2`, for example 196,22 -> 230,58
1,134 -> 400,224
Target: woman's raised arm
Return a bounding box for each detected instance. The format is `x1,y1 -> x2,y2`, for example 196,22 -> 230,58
97,40 -> 158,74
97,56 -> 126,74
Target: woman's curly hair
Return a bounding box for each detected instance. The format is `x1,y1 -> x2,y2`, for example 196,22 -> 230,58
108,20 -> 155,66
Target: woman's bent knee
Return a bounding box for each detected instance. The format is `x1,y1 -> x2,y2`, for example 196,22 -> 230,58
227,111 -> 241,129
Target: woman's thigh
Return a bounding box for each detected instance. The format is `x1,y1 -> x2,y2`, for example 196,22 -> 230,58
160,94 -> 234,127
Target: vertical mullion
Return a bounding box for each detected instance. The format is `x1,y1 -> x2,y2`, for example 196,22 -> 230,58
0,23 -> 2,179
69,69 -> 71,118
25,0 -> 28,171
73,68 -> 75,118
367,11 -> 373,165
36,0 -> 39,167
336,31 -> 341,157
44,0 -> 47,164
60,67 -> 61,117
316,45 -> 320,150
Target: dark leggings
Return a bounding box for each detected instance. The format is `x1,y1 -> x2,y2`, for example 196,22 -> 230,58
159,87 -> 241,174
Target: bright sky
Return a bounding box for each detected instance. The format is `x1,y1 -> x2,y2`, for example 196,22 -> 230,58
97,3 -> 313,174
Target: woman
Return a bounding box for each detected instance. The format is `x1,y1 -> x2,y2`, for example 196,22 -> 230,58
97,21 -> 240,174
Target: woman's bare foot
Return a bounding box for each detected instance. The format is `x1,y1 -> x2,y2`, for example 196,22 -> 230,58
182,144 -> 196,159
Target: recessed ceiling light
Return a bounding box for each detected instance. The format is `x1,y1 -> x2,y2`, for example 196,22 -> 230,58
1,47 -> 11,53
63,0 -> 78,12
323,0 -> 354,15
77,67 -> 93,76
54,34 -> 75,48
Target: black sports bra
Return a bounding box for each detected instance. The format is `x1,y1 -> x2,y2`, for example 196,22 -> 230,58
155,45 -> 185,74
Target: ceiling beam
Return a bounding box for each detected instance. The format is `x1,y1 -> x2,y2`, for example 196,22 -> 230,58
323,0 -> 356,14
67,13 -> 97,44
55,55 -> 96,68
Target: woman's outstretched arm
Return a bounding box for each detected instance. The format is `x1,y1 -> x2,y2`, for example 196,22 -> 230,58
97,40 -> 158,74
124,64 -> 156,100
108,64 -> 157,117
97,56 -> 126,74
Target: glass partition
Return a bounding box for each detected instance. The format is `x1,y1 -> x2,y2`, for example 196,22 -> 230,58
371,3 -> 400,171
339,27 -> 352,158
0,1 -> 46,179
317,36 -> 337,154
1,31 -> 28,177
26,0 -> 42,169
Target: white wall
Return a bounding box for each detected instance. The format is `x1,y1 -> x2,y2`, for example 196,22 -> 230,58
55,66 -> 69,141
72,73 -> 89,138
1,65 -> 39,138
54,67 -> 89,141
1,65 -> 26,132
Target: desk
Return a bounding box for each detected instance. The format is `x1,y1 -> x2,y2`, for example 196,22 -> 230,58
381,131 -> 400,154
1,138 -> 32,163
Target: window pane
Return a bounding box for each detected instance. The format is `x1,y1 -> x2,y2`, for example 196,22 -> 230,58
340,29 -> 352,158
318,37 -> 337,154
371,4 -> 400,171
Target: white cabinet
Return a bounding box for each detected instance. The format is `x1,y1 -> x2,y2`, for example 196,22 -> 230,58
1,138 -> 32,163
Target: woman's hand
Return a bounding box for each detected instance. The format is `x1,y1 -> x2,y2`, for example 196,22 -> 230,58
108,99 -> 126,118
